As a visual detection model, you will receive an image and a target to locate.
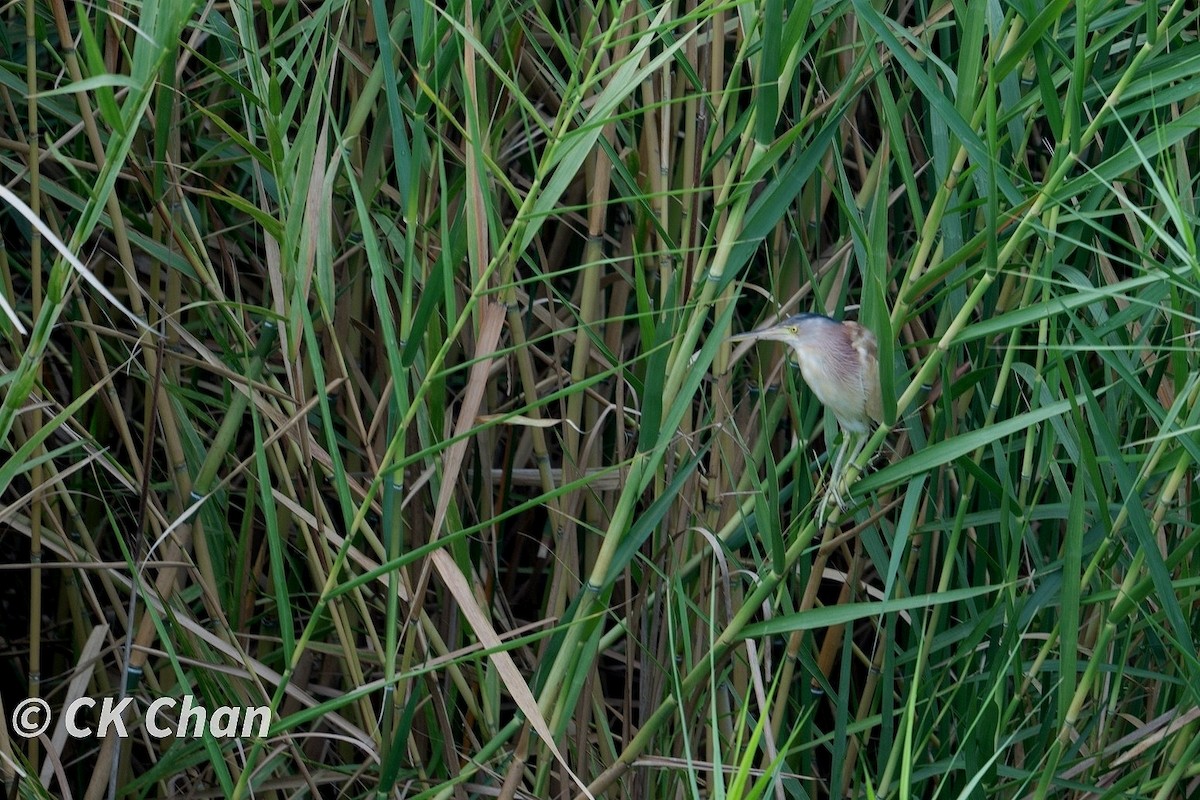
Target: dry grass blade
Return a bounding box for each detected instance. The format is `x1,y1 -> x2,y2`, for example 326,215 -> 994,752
37,625 -> 108,787
430,298 -> 506,538
429,548 -> 594,799
0,184 -> 148,334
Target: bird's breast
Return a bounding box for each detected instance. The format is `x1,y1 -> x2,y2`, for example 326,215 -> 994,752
794,349 -> 871,432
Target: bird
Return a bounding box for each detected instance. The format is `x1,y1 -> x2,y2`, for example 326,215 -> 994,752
730,312 -> 883,515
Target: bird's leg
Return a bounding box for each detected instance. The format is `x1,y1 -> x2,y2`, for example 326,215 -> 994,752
817,435 -> 851,521
820,432 -> 868,519
840,433 -> 867,493
829,435 -> 850,504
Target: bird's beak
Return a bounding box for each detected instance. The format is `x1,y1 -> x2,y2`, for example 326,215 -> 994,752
730,327 -> 786,344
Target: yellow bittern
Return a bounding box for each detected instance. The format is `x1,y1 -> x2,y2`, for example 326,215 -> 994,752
731,312 -> 882,512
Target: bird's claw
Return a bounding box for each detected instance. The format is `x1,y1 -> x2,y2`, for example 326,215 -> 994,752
816,478 -> 848,524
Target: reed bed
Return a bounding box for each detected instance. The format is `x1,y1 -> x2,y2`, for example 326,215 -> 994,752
1,0 -> 1198,797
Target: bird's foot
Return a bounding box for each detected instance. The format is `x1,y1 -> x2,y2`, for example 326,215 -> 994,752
815,481 -> 848,524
